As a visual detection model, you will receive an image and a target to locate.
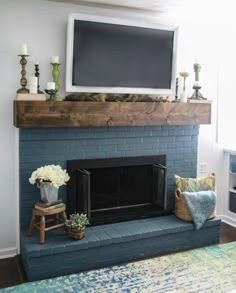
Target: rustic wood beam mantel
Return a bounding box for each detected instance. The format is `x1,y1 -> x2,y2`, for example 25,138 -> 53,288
14,101 -> 211,128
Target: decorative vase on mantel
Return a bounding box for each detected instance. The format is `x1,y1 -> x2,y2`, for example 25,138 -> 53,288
39,182 -> 59,203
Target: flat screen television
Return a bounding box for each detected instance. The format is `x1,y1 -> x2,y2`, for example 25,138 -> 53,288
66,13 -> 178,94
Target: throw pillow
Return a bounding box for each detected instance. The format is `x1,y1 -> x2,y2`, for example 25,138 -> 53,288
174,173 -> 215,192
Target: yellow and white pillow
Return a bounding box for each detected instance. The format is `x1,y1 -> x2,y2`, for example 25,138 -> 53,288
174,173 -> 215,192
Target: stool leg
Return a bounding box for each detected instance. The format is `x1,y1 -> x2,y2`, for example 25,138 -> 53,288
62,211 -> 67,230
62,211 -> 67,222
55,213 -> 59,225
40,216 -> 45,244
28,213 -> 36,236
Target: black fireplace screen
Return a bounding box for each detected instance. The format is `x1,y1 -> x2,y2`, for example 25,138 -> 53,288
67,156 -> 170,225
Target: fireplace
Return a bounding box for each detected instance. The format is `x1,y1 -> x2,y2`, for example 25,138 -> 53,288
67,155 -> 171,225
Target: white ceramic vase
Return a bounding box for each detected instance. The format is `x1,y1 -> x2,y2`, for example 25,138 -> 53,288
40,182 -> 58,203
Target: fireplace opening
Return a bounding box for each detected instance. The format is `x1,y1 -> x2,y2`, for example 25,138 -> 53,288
67,156 -> 171,225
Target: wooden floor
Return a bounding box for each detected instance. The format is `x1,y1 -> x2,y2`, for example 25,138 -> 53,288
0,222 -> 236,289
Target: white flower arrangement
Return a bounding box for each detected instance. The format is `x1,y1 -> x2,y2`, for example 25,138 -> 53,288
29,165 -> 70,189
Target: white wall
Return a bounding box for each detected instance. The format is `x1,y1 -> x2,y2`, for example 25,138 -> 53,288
0,0 -> 104,258
0,0 -> 232,258
0,0 -> 176,259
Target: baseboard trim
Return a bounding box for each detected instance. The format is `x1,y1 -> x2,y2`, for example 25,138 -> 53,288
218,214 -> 236,228
0,247 -> 17,259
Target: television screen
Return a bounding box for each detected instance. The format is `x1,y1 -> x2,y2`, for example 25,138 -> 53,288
66,14 -> 178,94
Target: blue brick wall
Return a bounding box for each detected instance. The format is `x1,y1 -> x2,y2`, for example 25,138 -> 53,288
19,125 -> 199,229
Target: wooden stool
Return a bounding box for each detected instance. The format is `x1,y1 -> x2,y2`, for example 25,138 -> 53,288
28,206 -> 67,244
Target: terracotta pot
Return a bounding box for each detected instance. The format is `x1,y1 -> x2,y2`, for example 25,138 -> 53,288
67,227 -> 85,240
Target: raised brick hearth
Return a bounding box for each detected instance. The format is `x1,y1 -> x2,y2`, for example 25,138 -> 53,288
21,215 -> 220,281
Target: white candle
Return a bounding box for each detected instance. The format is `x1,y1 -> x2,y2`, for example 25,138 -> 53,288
29,77 -> 38,94
20,43 -> 28,55
47,82 -> 55,90
35,60 -> 39,65
195,59 -> 199,64
51,56 -> 60,63
193,81 -> 200,87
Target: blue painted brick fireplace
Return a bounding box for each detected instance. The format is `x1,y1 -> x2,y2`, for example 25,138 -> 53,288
20,125 -> 199,229
19,125 -> 222,281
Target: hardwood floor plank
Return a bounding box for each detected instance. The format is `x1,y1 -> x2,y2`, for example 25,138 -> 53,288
0,257 -> 22,289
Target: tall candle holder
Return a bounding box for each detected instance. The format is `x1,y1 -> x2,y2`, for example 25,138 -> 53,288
179,71 -> 189,103
190,62 -> 206,100
175,77 -> 179,101
35,64 -> 43,93
17,55 -> 29,93
51,63 -> 61,101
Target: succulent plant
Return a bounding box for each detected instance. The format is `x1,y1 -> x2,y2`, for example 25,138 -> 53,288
66,213 -> 89,230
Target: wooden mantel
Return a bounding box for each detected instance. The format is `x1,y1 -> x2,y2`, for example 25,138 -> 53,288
14,101 -> 211,128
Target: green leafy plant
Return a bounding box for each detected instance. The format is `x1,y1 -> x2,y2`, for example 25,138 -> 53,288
66,213 -> 89,230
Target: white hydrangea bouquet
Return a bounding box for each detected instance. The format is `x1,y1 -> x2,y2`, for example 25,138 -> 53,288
29,165 -> 70,188
29,165 -> 70,202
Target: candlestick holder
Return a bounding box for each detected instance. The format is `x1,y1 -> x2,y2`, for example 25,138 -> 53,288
190,62 -> 206,100
35,64 -> 43,94
175,77 -> 179,101
179,71 -> 189,103
51,63 -> 61,101
45,89 -> 56,101
191,83 -> 205,99
17,55 -> 29,93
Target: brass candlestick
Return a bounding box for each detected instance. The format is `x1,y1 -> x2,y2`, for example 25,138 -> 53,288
51,63 -> 61,101
17,54 -> 29,93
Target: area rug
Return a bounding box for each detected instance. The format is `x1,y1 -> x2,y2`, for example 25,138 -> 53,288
2,241 -> 236,293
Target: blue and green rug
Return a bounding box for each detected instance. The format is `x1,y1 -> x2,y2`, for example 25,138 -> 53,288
2,241 -> 236,292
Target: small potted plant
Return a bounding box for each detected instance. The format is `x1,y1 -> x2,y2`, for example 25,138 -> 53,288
66,213 -> 89,240
29,164 -> 70,203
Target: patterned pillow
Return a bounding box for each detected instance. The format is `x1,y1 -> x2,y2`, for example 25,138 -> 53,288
174,173 -> 215,192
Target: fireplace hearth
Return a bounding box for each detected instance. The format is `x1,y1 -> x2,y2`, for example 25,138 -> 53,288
67,155 -> 171,225
20,126 -> 221,282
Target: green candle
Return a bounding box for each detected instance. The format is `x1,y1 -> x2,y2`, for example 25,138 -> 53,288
194,62 -> 201,82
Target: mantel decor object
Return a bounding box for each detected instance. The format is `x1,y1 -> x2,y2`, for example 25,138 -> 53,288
190,61 -> 206,100
174,77 -> 179,102
35,62 -> 43,94
17,54 -> 30,93
179,71 -> 189,103
45,89 -> 56,101
45,82 -> 56,100
51,62 -> 61,101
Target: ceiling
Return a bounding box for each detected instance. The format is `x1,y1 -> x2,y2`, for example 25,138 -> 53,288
46,0 -> 185,13
45,0 -> 235,25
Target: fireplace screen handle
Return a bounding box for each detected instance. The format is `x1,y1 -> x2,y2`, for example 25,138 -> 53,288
76,169 -> 91,220
153,163 -> 167,210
